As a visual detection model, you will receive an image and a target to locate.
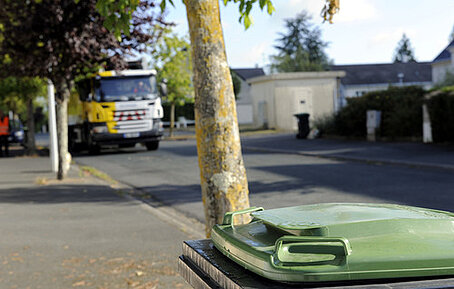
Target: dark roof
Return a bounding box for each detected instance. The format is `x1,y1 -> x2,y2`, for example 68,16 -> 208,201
433,40 -> 454,63
330,62 -> 432,85
232,68 -> 265,81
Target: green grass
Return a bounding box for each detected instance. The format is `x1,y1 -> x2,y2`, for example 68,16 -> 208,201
79,166 -> 118,185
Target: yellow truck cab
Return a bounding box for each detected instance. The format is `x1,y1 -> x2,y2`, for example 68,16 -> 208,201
69,68 -> 165,153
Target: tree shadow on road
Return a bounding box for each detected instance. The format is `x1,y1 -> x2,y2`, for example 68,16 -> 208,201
138,184 -> 202,207
249,163 -> 454,212
0,184 -> 130,204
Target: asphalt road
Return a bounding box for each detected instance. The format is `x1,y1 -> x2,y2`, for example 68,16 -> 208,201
74,136 -> 454,223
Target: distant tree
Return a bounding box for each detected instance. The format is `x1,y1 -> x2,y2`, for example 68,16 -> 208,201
230,70 -> 242,99
0,80 -> 26,120
393,34 -> 416,63
0,0 -> 166,179
0,77 -> 45,155
152,32 -> 193,137
270,11 -> 330,72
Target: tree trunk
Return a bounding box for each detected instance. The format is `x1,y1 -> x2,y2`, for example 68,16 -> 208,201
54,80 -> 70,180
169,101 -> 175,137
26,96 -> 36,155
185,0 -> 250,236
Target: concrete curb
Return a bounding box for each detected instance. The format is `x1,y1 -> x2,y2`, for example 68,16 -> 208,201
243,146 -> 454,173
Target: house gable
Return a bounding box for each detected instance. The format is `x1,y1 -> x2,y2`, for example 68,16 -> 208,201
433,40 -> 454,63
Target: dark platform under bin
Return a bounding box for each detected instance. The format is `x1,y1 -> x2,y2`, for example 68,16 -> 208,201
178,239 -> 454,289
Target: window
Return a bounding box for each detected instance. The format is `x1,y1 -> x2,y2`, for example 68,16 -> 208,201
96,75 -> 158,102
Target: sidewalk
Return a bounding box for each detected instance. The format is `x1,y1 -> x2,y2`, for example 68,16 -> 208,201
242,133 -> 454,172
0,156 -> 195,289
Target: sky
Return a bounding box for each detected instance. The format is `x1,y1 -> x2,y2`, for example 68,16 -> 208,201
164,0 -> 454,69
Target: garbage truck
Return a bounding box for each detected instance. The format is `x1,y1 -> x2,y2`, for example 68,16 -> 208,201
69,64 -> 166,153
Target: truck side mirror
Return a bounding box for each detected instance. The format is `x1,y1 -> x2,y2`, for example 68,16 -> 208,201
159,80 -> 168,97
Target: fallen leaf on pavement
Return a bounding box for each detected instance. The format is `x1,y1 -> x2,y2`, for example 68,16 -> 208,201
72,280 -> 85,287
135,270 -> 144,277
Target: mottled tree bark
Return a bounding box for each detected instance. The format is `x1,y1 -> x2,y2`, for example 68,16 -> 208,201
26,97 -> 36,155
54,80 -> 70,180
185,0 -> 250,236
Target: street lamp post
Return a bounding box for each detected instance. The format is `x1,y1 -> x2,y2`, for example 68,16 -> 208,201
47,80 -> 58,172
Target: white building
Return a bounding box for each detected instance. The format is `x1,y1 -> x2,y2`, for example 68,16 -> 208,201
248,71 -> 345,131
232,68 -> 265,124
331,62 -> 433,101
432,40 -> 454,84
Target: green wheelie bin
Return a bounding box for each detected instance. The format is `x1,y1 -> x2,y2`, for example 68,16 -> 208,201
211,203 -> 454,283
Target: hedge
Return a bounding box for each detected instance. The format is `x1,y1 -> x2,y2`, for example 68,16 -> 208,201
161,102 -> 195,122
426,86 -> 454,143
316,86 -> 426,139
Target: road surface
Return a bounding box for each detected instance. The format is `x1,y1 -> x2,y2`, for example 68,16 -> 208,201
74,135 -> 454,223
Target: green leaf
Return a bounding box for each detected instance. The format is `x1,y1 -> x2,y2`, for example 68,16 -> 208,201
243,14 -> 252,29
160,0 -> 166,12
160,0 -> 174,12
239,1 -> 245,13
266,1 -> 275,14
259,0 -> 266,9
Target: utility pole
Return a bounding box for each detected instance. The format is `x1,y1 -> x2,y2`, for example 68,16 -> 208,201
47,81 -> 58,173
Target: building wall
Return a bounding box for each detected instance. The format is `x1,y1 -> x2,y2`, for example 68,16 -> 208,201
236,78 -> 252,105
432,61 -> 453,84
236,78 -> 253,124
342,82 -> 433,98
432,47 -> 454,84
249,72 -> 345,131
236,104 -> 253,124
251,81 -> 274,127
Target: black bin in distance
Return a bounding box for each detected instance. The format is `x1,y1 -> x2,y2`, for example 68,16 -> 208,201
294,113 -> 310,139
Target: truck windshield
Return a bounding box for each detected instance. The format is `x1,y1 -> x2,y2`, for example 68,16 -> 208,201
96,75 -> 158,102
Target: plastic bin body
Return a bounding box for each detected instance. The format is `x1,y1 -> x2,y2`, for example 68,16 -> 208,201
211,203 -> 454,283
294,113 -> 310,139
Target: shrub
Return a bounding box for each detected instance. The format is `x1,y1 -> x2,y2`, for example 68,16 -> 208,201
426,88 -> 454,143
312,114 -> 337,136
162,102 -> 195,122
332,86 -> 426,139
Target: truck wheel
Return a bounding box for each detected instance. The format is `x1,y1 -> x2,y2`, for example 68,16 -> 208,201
145,141 -> 159,151
69,142 -> 81,153
88,144 -> 100,155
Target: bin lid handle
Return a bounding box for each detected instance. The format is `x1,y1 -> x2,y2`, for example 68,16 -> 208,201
222,207 -> 264,227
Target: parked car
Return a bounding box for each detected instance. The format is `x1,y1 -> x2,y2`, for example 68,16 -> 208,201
8,118 -> 25,145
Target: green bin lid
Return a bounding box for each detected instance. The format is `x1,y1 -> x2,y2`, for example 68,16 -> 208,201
211,203 -> 454,283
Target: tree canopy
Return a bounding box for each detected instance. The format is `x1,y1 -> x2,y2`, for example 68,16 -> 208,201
151,31 -> 193,136
0,76 -> 46,154
152,32 -> 193,106
0,77 -> 45,115
0,0 -> 166,83
270,11 -> 330,72
0,0 -> 168,179
393,33 -> 416,63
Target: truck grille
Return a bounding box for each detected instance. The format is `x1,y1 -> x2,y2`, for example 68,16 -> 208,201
113,109 -> 152,133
